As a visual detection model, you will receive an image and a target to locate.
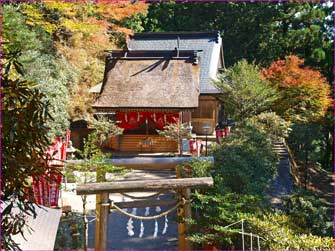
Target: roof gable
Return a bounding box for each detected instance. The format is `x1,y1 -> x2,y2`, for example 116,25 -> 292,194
93,50 -> 200,111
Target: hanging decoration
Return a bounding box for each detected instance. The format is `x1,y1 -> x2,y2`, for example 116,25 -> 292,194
144,207 -> 150,216
153,219 -> 158,238
162,215 -> 168,235
111,198 -> 186,239
126,208 -> 137,236
139,220 -> 144,238
115,112 -> 179,131
126,218 -> 134,236
155,197 -> 162,213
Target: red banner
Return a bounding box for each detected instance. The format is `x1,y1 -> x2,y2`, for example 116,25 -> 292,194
116,112 -> 179,131
32,130 -> 70,207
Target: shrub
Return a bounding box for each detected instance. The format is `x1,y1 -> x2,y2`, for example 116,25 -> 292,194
183,125 -> 278,249
212,124 -> 278,194
247,212 -> 333,250
283,189 -> 332,237
247,112 -> 291,140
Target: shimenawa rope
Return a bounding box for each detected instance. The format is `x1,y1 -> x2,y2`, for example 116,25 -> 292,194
110,198 -> 186,220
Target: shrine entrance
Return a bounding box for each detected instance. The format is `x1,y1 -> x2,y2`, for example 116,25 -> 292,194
109,112 -> 181,153
76,176 -> 213,250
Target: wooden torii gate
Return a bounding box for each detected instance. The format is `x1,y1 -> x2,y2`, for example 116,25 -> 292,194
76,177 -> 213,250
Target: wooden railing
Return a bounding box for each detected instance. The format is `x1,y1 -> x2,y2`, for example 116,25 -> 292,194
283,139 -> 301,186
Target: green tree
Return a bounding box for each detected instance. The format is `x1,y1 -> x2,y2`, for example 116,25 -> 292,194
212,124 -> 278,195
144,2 -> 333,80
143,2 -> 334,169
1,51 -> 53,250
3,5 -> 76,139
246,212 -> 333,250
214,60 -> 278,123
157,120 -> 192,156
247,112 -> 291,140
183,128 -> 333,250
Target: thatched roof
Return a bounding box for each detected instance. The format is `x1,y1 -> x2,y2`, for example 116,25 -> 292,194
93,50 -> 200,111
128,31 -> 223,94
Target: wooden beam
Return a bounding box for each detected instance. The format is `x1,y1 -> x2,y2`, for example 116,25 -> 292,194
77,177 -> 213,195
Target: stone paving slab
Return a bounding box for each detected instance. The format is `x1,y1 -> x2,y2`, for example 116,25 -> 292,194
12,205 -> 61,251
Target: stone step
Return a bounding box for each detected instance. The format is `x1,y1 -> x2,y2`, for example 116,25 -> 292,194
274,153 -> 288,156
272,146 -> 285,149
272,143 -> 285,146
274,150 -> 287,154
272,148 -> 287,151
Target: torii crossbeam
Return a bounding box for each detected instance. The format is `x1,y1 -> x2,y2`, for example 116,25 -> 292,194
76,177 -> 213,250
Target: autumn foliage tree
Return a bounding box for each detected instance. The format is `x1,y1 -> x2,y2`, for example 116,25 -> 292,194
262,55 -> 331,123
263,55 -> 333,172
15,1 -> 148,120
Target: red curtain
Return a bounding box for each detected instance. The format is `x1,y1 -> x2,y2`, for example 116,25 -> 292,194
115,112 -> 179,131
115,112 -> 146,131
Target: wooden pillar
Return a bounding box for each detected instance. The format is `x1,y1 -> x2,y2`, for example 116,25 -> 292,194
176,167 -> 192,250
95,171 -> 108,250
178,187 -> 191,250
95,192 -> 109,250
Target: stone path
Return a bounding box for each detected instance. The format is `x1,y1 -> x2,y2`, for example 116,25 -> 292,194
266,140 -> 293,208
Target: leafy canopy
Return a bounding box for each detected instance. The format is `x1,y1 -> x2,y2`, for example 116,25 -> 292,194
214,60 -> 278,123
143,2 -> 333,81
